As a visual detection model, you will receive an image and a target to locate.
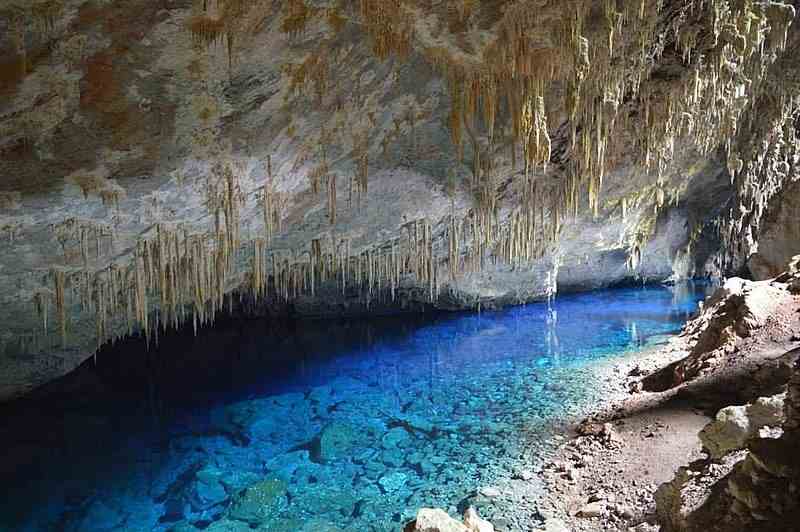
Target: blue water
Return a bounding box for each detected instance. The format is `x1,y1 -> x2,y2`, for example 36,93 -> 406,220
0,283 -> 708,532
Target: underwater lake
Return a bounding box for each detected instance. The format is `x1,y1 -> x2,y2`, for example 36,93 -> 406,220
0,283 -> 709,531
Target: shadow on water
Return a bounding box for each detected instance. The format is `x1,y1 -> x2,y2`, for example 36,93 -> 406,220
0,282 -> 712,531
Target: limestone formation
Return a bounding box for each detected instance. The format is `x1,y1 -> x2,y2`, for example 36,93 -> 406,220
657,363 -> 800,531
699,394 -> 786,460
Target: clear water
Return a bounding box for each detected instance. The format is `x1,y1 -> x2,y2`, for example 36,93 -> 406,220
0,283 -> 708,532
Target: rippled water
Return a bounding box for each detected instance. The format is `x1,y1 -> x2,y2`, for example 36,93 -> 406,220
0,283 -> 708,532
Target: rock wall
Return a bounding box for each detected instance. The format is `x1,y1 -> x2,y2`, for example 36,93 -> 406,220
655,262 -> 800,532
748,179 -> 800,280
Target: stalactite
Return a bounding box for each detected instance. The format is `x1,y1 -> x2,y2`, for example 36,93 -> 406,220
52,268 -> 67,346
327,173 -> 337,225
261,160 -> 282,243
32,288 -> 51,334
281,0 -> 313,39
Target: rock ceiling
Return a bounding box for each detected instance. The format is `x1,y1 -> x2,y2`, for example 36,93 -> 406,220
0,0 -> 797,399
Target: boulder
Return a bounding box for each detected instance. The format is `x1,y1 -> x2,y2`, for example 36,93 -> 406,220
699,393 -> 785,460
413,508 -> 469,532
463,507 -> 494,532
643,278 -> 788,392
227,478 -> 287,525
655,451 -> 747,531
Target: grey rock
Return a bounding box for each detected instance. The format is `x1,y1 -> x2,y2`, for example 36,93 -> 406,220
463,507 -> 494,532
413,508 -> 469,532
699,393 -> 785,460
205,519 -> 252,532
478,486 -> 501,498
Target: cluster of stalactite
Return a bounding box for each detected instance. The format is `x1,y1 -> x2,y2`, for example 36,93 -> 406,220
186,0 -> 275,68
350,130 -> 370,210
50,217 -> 115,267
261,156 -> 283,243
717,93 -> 800,272
180,0 -> 794,243
357,0 -> 414,61
283,45 -> 332,105
0,0 -> 64,77
29,177 -> 565,351
336,0 -> 795,270
0,218 -> 23,243
17,0 -> 799,354
38,221 -> 245,350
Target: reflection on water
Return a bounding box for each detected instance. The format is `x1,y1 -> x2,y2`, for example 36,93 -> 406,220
0,283 -> 710,532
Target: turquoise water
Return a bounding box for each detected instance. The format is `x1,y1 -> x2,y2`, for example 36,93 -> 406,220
0,284 -> 708,532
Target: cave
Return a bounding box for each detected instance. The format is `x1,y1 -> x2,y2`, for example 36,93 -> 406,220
0,1 -> 799,531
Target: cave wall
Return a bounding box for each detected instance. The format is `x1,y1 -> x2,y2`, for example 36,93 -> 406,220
748,179 -> 800,280
0,0 -> 797,400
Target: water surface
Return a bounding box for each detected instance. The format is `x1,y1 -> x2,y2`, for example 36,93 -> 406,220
0,283 -> 708,531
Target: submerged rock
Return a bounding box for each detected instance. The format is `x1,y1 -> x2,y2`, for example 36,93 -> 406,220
264,517 -> 306,532
382,426 -> 412,448
296,518 -> 345,531
379,471 -> 408,493
191,465 -> 229,511
315,422 -> 359,462
204,519 -> 252,532
227,478 -> 287,525
291,487 -> 357,518
477,486 -> 502,498
266,450 -> 313,480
